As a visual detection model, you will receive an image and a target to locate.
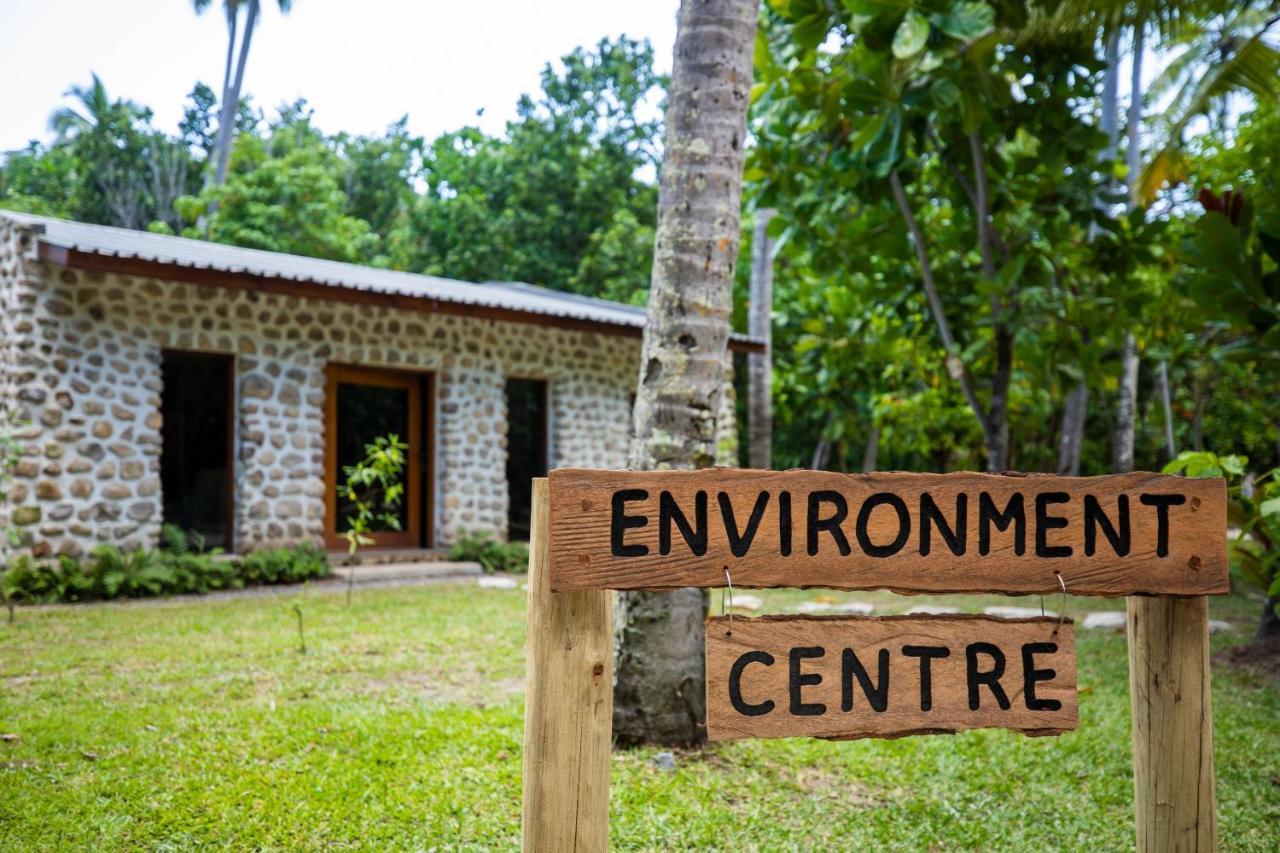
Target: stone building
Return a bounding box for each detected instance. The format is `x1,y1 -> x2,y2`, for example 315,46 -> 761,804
0,212 -> 756,560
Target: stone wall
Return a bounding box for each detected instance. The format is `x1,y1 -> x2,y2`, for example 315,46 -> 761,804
0,222 -> 741,560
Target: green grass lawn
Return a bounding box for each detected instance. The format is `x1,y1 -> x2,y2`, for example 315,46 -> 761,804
1,582 -> 1277,850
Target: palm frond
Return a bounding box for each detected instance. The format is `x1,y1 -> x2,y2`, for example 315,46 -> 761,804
1165,33 -> 1280,139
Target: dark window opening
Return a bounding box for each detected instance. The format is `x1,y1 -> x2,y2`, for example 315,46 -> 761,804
506,378 -> 549,541
161,351 -> 233,548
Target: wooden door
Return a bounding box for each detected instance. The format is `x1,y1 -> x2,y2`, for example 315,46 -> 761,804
325,365 -> 431,551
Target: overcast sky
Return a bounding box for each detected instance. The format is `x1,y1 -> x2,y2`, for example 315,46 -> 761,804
0,0 -> 680,152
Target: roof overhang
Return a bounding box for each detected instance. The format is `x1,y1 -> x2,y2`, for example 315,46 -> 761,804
38,243 -> 765,354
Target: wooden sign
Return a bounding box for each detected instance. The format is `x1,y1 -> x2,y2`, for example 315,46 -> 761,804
547,468 -> 1227,596
705,614 -> 1077,741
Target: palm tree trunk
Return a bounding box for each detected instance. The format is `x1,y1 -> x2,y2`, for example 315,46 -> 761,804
207,5 -> 240,191
613,0 -> 758,749
1127,24 -> 1145,205
1100,29 -> 1121,180
213,0 -> 260,188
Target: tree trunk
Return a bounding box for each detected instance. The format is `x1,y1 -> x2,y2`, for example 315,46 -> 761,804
1110,28 -> 1146,474
889,169 -> 1002,468
1257,596 -> 1280,640
613,0 -> 758,749
1192,373 -> 1204,451
206,6 -> 239,192
1112,332 -> 1139,472
1157,359 -> 1176,460
810,411 -> 835,470
213,0 -> 260,189
1100,29 -> 1121,177
747,208 -> 775,469
1127,24 -> 1145,205
1057,380 -> 1088,475
861,424 -> 880,473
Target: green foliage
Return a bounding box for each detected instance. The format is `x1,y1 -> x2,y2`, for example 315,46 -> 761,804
240,543 -> 330,586
408,36 -> 662,300
0,535 -> 332,605
753,0 -> 1140,470
447,531 -> 530,575
339,434 -> 408,556
1166,450 -> 1280,613
3,39 -> 660,304
0,74 -> 204,231
178,101 -> 380,263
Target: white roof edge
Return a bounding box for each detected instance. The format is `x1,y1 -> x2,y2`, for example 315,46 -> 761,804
2,210 -> 762,346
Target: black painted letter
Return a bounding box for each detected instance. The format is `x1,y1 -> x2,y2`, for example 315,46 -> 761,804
610,489 -> 649,557
720,491 -> 770,558
965,642 -> 1011,710
920,492 -> 968,556
779,491 -> 793,557
1140,493 -> 1187,557
855,493 -> 911,557
902,645 -> 950,711
729,651 -> 776,716
1021,643 -> 1061,711
807,491 -> 851,557
979,492 -> 1026,556
1084,494 -> 1131,557
789,647 -> 827,716
841,648 -> 889,712
1035,492 -> 1073,558
659,490 -> 707,556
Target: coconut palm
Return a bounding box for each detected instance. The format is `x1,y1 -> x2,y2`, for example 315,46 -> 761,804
193,0 -> 296,189
1139,5 -> 1280,205
48,73 -> 144,142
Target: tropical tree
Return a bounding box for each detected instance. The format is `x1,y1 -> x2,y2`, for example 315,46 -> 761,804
1139,3 -> 1280,206
193,0 -> 296,191
411,37 -> 664,301
177,100 -> 378,261
754,0 -> 1131,472
40,74 -> 199,231
48,73 -> 144,142
613,0 -> 759,748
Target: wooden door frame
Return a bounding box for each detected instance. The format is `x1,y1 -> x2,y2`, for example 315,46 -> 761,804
324,364 -> 434,551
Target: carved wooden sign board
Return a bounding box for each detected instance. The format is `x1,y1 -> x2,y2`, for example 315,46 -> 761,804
704,614 -> 1076,741
547,468 -> 1228,596
547,468 -> 1226,742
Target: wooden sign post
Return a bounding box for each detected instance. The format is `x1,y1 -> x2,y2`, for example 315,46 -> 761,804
522,469 -> 1228,851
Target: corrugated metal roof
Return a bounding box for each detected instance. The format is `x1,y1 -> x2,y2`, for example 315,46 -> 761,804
2,211 -> 761,345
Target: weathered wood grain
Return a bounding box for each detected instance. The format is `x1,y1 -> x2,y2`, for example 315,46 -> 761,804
705,614 -> 1077,741
548,468 -> 1227,595
1127,596 -> 1217,851
521,479 -> 612,853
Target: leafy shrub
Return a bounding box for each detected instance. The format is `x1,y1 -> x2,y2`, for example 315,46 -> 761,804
1,537 -> 332,604
448,531 -> 530,574
1167,451 -> 1279,625
239,543 -> 331,585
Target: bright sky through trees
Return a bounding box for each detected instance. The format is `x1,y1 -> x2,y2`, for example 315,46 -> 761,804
0,0 -> 678,153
